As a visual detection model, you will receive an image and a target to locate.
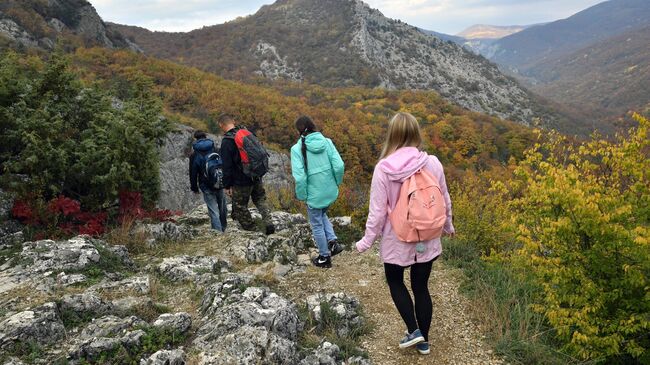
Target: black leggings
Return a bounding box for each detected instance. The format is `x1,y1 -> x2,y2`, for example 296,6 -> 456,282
384,257 -> 436,342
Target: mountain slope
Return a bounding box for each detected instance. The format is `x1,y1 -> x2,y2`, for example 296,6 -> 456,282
0,0 -> 138,51
530,26 -> 650,118
489,0 -> 650,71
418,28 -> 465,44
109,0 -> 557,126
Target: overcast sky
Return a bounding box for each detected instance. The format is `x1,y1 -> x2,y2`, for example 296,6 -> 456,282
90,0 -> 605,34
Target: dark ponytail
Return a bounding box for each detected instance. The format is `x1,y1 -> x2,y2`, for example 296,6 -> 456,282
295,116 -> 316,173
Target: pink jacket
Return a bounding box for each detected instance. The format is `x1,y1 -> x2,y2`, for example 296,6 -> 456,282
356,147 -> 455,266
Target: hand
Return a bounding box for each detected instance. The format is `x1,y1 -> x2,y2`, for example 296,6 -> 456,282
225,188 -> 232,197
445,231 -> 455,239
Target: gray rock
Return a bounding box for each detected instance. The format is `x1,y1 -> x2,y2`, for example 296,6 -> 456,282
71,329 -> 147,361
111,296 -> 154,314
200,326 -> 298,365
1,357 -> 25,365
140,349 -> 187,365
80,315 -> 147,339
133,222 -> 195,244
59,292 -> 113,319
306,293 -> 364,337
270,211 -> 307,232
176,205 -> 211,226
71,336 -> 122,361
88,275 -> 150,295
0,302 -> 65,349
156,124 -> 290,213
347,356 -> 372,365
330,216 -> 352,227
194,287 -> 301,354
200,273 -> 255,316
300,341 -> 340,365
18,236 -> 131,274
56,272 -> 87,287
153,313 -> 192,334
157,256 -> 230,283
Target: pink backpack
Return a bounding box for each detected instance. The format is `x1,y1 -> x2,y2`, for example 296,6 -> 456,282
389,168 -> 447,243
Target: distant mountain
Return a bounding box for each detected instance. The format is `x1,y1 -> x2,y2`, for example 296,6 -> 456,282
110,0 -> 566,126
0,0 -> 138,51
458,24 -> 529,40
489,0 -> 650,71
417,28 -> 465,44
529,26 -> 650,120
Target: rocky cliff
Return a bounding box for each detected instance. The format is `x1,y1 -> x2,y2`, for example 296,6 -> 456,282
157,125 -> 290,213
0,0 -> 139,51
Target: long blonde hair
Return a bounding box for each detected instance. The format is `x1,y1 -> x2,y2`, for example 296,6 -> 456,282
380,112 -> 422,159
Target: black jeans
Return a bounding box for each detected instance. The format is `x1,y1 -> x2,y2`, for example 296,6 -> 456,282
384,257 -> 437,342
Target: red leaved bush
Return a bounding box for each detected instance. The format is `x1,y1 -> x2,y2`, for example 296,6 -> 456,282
11,191 -> 179,239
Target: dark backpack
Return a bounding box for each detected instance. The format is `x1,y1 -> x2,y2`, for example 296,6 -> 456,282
224,128 -> 269,178
204,153 -> 225,190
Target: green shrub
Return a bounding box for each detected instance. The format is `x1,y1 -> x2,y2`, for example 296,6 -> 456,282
0,50 -> 171,211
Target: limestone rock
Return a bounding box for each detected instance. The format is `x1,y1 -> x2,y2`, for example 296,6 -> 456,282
140,349 -> 187,365
299,341 -> 340,365
80,315 -> 147,339
133,221 -> 195,244
306,293 -> 364,337
152,313 -> 192,334
195,286 -> 302,363
59,292 -> 113,319
157,255 -> 230,283
0,302 -> 65,349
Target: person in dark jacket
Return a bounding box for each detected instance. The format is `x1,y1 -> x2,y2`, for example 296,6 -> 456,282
190,130 -> 227,232
217,114 -> 275,235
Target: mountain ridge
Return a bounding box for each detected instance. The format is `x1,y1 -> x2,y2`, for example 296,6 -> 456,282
109,0 -> 564,126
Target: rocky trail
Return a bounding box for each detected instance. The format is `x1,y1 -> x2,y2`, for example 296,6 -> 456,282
0,206 -> 503,365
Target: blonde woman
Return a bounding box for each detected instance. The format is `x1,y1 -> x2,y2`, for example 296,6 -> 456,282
355,112 -> 455,355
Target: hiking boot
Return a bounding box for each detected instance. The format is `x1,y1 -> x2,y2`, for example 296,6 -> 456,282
399,329 -> 424,349
416,342 -> 430,355
265,224 -> 276,235
329,240 -> 343,257
311,255 -> 332,268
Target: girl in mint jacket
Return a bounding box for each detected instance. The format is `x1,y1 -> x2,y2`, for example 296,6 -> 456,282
291,116 -> 345,268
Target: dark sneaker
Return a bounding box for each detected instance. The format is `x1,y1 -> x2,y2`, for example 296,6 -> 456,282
416,342 -> 430,355
329,240 -> 343,257
311,255 -> 332,268
265,224 -> 276,235
399,329 -> 424,349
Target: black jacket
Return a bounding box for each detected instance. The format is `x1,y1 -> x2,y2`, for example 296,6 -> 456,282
189,138 -> 217,192
221,127 -> 255,188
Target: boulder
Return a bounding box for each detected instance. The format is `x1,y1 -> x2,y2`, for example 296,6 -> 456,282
80,315 -> 147,339
200,273 -> 255,316
132,222 -> 195,244
0,302 -> 65,349
194,287 -> 302,364
152,313 -> 192,334
299,341 -> 340,365
306,293 -> 364,337
140,349 -> 187,365
59,292 -> 113,319
157,256 -> 230,283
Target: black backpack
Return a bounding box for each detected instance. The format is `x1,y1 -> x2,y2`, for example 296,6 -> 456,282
204,152 -> 225,190
224,127 -> 269,179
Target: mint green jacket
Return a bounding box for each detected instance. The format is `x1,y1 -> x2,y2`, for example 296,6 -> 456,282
290,132 -> 345,209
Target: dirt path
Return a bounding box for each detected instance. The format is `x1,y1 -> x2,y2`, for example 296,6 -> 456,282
278,248 -> 504,365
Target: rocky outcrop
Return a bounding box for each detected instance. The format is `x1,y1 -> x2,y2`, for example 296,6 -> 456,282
141,349 -> 187,365
157,124 -> 290,213
195,285 -> 302,364
307,293 -> 364,337
0,302 -> 66,349
152,313 -> 192,334
157,255 -> 231,283
0,0 -> 139,51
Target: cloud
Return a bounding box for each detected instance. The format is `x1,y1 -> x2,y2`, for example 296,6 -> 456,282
89,0 -> 605,34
